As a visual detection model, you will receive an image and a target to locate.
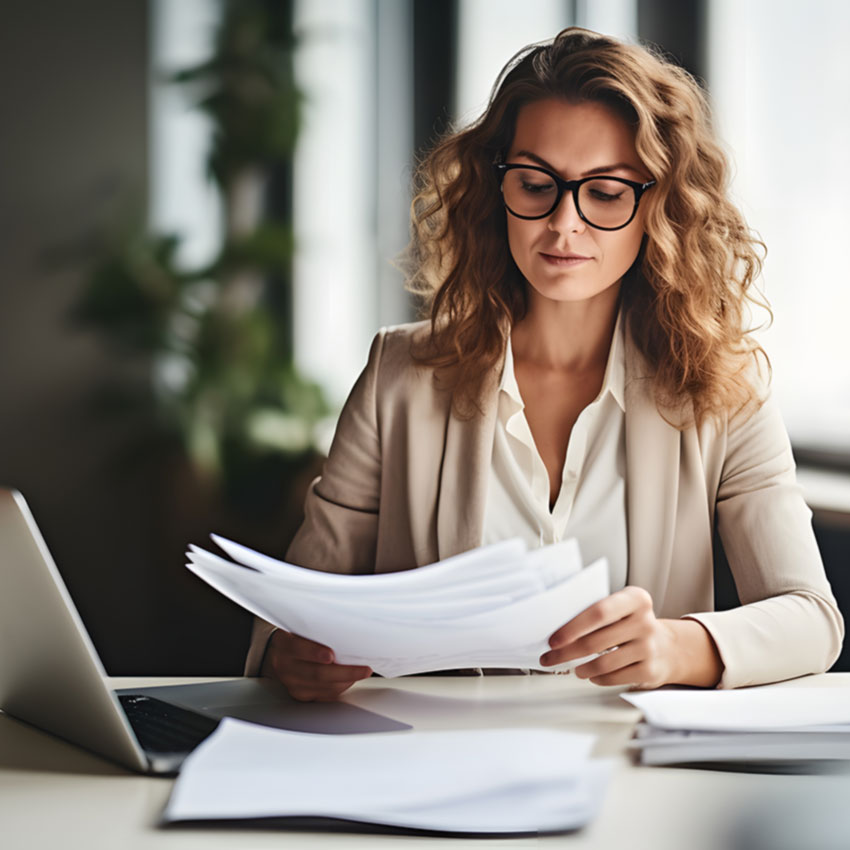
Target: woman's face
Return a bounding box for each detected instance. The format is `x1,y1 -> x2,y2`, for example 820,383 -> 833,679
504,97 -> 650,309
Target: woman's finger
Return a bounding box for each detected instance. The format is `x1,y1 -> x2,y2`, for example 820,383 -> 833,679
541,606 -> 655,665
573,640 -> 647,679
588,659 -> 668,688
282,656 -> 372,685
549,586 -> 653,649
542,616 -> 630,667
277,630 -> 336,665
584,661 -> 649,688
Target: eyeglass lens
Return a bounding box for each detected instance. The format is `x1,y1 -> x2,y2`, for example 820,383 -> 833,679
502,168 -> 636,228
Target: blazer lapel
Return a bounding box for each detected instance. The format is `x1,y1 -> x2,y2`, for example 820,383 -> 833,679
435,368 -> 501,560
623,333 -> 682,611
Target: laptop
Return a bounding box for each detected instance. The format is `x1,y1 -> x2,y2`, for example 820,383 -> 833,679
0,488 -> 410,774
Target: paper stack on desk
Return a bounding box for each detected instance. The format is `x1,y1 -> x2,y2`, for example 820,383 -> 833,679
623,687 -> 850,767
163,718 -> 612,834
186,536 -> 609,677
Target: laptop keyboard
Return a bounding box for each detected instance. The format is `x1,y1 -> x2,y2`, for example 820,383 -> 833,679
118,694 -> 220,754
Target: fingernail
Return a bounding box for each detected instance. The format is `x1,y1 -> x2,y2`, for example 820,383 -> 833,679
320,651 -> 333,663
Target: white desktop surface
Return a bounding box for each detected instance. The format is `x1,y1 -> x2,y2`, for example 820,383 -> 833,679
2,673 -> 849,850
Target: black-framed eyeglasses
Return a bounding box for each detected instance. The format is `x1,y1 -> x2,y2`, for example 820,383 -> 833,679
494,163 -> 656,231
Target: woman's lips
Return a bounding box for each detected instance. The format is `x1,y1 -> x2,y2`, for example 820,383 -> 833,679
540,252 -> 592,266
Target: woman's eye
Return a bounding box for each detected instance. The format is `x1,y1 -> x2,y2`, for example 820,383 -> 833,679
584,178 -> 629,203
588,188 -> 625,202
520,180 -> 554,195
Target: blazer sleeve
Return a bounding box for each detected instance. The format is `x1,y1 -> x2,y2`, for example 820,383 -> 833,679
244,329 -> 387,675
685,391 -> 844,688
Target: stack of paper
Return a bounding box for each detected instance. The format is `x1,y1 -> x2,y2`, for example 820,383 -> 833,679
186,536 -> 609,677
163,718 -> 612,834
623,688 -> 850,767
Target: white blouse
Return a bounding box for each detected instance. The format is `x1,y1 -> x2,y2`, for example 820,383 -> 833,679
481,315 -> 628,591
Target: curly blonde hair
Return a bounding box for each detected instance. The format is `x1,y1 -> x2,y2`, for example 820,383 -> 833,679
406,26 -> 769,425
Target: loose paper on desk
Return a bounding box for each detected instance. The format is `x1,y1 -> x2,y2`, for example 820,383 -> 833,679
622,687 -> 850,732
185,536 -> 609,677
163,718 -> 612,834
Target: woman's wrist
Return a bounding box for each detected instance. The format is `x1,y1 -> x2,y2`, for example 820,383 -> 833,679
662,618 -> 724,688
259,627 -> 281,678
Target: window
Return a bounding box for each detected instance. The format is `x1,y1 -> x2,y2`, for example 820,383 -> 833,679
149,0 -> 223,269
708,1 -> 850,454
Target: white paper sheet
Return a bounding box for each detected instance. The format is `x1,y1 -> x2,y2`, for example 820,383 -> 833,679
622,687 -> 850,732
185,539 -> 609,676
164,718 -> 611,834
211,535 -> 531,589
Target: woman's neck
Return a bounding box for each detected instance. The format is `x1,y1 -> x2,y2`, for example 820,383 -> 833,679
511,282 -> 621,373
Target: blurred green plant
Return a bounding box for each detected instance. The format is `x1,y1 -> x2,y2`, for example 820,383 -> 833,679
74,0 -> 328,503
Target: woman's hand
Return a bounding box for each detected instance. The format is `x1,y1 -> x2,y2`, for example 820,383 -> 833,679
261,629 -> 373,702
539,586 -> 723,688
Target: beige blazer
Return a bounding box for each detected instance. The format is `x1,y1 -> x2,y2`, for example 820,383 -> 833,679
246,323 -> 844,688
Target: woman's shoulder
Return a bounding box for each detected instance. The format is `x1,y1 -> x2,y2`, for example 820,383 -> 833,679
371,319 -> 430,357
363,320 -> 446,405
367,320 -> 430,377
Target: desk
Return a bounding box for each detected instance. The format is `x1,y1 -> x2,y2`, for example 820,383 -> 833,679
2,673 -> 849,849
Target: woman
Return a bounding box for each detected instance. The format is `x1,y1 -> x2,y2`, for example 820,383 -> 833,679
246,27 -> 843,700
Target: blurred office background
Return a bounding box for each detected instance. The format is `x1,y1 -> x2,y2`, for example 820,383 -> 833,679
0,0 -> 848,675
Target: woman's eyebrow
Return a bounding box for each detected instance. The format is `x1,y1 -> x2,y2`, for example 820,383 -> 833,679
512,149 -> 642,177
581,162 -> 641,177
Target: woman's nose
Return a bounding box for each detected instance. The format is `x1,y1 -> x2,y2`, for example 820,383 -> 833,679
547,189 -> 586,234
